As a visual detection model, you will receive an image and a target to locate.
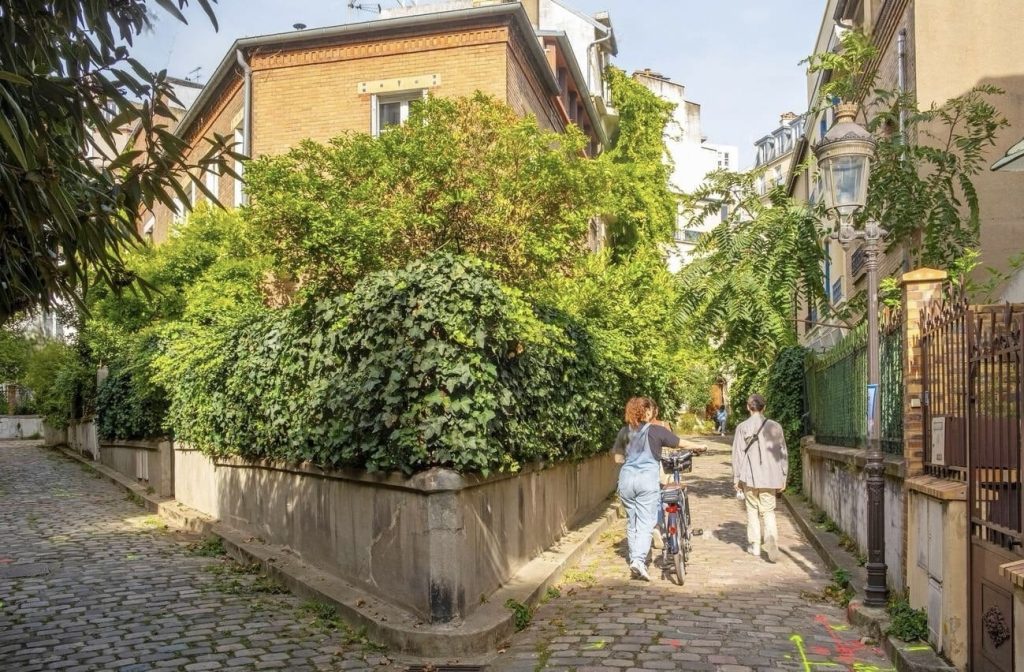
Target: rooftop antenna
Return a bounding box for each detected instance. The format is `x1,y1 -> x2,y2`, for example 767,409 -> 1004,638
186,66 -> 202,83
348,1 -> 383,13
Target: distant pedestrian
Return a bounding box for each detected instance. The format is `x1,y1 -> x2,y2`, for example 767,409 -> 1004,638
731,394 -> 788,562
612,397 -> 681,581
715,405 -> 728,435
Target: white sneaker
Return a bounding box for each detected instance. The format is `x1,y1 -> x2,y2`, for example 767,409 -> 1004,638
630,561 -> 641,579
765,538 -> 779,563
748,543 -> 761,558
631,561 -> 650,582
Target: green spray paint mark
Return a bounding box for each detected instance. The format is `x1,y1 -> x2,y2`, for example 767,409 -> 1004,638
583,640 -> 607,650
901,645 -> 932,652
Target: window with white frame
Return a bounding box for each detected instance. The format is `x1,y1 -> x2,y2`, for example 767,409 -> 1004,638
233,128 -> 245,207
172,195 -> 184,225
205,165 -> 218,199
372,91 -> 425,136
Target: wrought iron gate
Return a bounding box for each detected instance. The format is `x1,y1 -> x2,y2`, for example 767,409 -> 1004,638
921,288 -> 1023,672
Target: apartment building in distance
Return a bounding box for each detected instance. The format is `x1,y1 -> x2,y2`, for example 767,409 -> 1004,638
141,0 -> 619,243
752,111 -> 807,199
632,69 -> 738,271
793,0 -> 1024,352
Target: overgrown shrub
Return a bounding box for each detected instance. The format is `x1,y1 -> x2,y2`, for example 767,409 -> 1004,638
96,357 -> 167,441
86,207 -> 271,440
159,254 -> 620,474
22,341 -> 94,429
244,94 -> 602,297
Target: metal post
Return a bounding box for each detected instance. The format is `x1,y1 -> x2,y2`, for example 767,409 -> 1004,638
863,221 -> 889,608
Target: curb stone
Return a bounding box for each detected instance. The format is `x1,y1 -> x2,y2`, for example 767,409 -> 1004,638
50,444 -> 619,659
781,491 -> 957,672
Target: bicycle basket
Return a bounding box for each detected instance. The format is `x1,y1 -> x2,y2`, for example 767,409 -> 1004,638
661,451 -> 693,475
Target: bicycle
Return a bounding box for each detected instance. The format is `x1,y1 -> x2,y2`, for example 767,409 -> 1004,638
659,451 -> 697,585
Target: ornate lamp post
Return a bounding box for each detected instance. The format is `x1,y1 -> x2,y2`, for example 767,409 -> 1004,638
815,102 -> 889,608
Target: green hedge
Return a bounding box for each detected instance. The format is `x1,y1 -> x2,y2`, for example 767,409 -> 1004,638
766,346 -> 808,492
159,254 -> 621,474
96,361 -> 167,441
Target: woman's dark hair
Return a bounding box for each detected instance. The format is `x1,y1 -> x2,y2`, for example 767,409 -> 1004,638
747,394 -> 766,412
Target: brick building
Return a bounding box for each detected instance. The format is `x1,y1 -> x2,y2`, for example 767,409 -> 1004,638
142,0 -> 617,243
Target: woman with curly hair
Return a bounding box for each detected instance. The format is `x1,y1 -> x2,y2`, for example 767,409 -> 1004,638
611,396 -> 681,580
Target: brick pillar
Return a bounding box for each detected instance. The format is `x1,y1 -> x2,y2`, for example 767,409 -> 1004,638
901,268 -> 948,477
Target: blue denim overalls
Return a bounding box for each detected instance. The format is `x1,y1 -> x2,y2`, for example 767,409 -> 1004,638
617,424 -> 661,566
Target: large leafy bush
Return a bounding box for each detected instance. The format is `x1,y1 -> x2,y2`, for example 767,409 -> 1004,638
244,94 -> 602,297
84,207 -> 270,440
22,341 -> 94,429
158,255 -> 618,474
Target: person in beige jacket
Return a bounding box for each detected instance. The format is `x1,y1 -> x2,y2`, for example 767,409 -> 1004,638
731,394 -> 788,562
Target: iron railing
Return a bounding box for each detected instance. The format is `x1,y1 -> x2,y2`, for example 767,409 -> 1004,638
969,305 -> 1024,549
920,284 -> 970,480
806,307 -> 904,454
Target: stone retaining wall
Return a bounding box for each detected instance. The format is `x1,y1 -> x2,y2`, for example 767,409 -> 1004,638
0,415 -> 42,440
43,420 -> 173,497
174,447 -> 617,623
802,437 -> 906,592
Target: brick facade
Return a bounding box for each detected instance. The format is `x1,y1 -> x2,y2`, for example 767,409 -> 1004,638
143,7 -> 591,243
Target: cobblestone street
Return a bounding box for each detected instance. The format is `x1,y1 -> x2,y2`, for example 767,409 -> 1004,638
495,438 -> 896,672
0,438 -> 896,672
0,441 -> 406,672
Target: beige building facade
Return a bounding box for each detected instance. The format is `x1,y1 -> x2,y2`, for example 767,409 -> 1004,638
794,0 -> 1024,350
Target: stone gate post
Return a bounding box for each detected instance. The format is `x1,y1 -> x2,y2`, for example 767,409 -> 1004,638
901,268 -> 948,477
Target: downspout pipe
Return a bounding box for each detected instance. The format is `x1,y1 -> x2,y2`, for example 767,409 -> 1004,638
235,49 -> 253,158
586,27 -> 614,98
897,29 -> 907,143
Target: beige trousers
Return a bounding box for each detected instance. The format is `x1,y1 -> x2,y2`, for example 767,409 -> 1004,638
743,487 -> 778,548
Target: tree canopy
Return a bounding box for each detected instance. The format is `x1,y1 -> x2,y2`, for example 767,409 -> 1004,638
244,94 -> 602,297
0,0 -> 236,325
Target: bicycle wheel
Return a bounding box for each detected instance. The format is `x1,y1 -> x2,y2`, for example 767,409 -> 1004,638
672,525 -> 685,585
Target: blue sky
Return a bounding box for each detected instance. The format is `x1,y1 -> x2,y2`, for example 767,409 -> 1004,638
133,0 -> 827,168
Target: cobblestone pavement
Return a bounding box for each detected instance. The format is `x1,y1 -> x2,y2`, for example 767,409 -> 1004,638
0,441 -> 407,672
495,437 -> 896,672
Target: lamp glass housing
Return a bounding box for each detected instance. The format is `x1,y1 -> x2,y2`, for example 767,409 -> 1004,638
821,153 -> 870,219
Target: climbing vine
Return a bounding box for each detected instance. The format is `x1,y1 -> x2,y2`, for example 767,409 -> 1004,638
598,67 -> 678,255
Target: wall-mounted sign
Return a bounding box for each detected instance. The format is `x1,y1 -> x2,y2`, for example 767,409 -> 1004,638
867,384 -> 879,437
931,416 -> 946,466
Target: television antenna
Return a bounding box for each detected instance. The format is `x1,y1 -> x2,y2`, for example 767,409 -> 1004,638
186,66 -> 202,83
347,0 -> 418,15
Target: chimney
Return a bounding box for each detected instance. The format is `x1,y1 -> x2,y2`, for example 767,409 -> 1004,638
780,111 -> 798,125
522,0 -> 539,26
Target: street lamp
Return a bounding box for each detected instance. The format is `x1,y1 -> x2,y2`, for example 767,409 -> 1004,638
815,102 -> 889,609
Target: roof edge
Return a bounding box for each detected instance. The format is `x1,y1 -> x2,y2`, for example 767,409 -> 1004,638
174,3 -> 545,140
536,30 -> 609,147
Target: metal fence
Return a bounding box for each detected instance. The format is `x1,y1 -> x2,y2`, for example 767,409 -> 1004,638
806,308 -> 903,454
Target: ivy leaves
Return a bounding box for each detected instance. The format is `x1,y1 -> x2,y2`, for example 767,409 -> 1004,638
158,254 -> 620,475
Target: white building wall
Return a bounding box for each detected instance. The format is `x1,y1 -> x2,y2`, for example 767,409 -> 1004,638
634,72 -> 737,271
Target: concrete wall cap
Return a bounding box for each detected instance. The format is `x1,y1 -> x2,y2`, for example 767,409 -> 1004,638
901,268 -> 948,283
